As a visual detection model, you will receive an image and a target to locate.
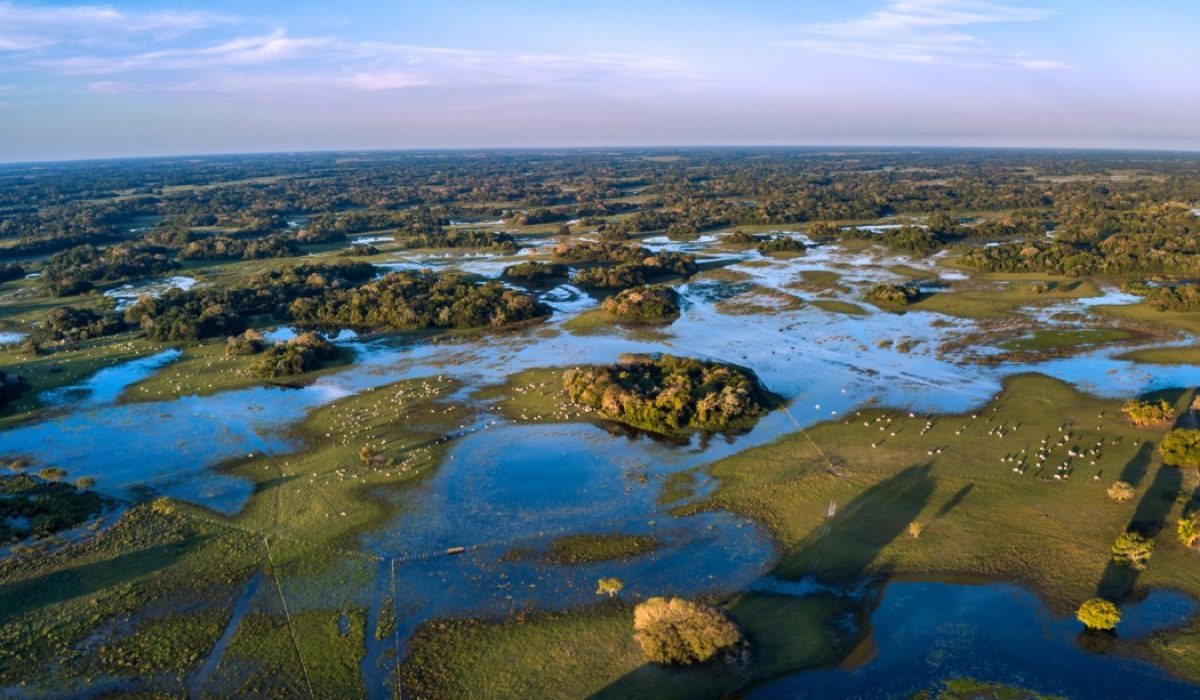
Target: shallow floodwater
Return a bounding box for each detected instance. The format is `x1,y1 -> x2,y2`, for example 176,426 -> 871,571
4,235 -> 1200,696
755,582 -> 1200,699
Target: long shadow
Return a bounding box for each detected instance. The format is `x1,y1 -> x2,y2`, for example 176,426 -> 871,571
773,464 -> 936,584
935,483 -> 974,518
1117,442 -> 1155,488
0,536 -> 202,625
1096,465 -> 1181,602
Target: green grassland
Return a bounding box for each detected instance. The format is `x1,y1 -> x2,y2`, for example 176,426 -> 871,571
1118,345 -> 1200,366
119,339 -> 356,403
912,278 -> 1103,320
0,374 -> 472,694
398,593 -> 854,700
1098,301 -> 1200,335
447,372 -> 1200,691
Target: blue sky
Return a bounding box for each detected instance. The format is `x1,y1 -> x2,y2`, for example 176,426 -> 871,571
0,0 -> 1197,161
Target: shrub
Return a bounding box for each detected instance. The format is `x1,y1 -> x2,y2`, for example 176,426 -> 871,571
596,577 -> 625,597
0,370 -> 30,409
251,332 -> 337,378
74,476 -> 96,490
1159,429 -> 1200,468
601,285 -> 681,322
37,467 -> 67,482
225,330 -> 266,356
1121,398 -> 1173,427
1076,598 -> 1121,631
1107,481 -> 1135,502
1111,531 -> 1153,570
1179,513 -> 1200,548
632,597 -> 744,666
866,282 -> 920,306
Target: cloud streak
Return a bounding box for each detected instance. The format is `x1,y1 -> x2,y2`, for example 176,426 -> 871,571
0,2 -> 236,51
779,0 -> 1069,70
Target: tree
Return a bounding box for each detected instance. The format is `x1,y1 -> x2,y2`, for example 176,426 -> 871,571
596,577 -> 624,597
1076,598 -> 1121,631
1106,481 -> 1135,502
1111,531 -> 1154,570
1159,429 -> 1200,468
74,476 -> 96,490
1179,514 -> 1200,548
632,597 -> 744,666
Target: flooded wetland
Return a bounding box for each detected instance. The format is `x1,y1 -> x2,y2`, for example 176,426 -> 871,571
2,150 -> 1200,698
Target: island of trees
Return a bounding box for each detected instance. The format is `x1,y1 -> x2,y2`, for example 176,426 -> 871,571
562,353 -> 776,433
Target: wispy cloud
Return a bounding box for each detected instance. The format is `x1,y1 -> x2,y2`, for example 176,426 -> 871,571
778,0 -> 1070,70
1,2 -> 698,97
46,30 -> 333,74
0,2 -> 236,51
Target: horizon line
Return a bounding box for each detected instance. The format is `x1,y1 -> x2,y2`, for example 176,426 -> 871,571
4,142 -> 1200,168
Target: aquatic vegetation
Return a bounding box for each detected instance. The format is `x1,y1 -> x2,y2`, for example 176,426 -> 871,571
543,533 -> 661,564
563,353 -> 775,434
0,474 -> 107,543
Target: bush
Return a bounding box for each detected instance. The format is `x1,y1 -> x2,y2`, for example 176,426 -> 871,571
1121,398 -> 1173,427
596,577 -> 624,597
1106,481 -> 1135,502
1076,598 -> 1121,631
1111,531 -> 1153,570
866,282 -> 920,306
632,597 -> 744,666
0,370 -> 30,409
251,332 -> 337,378
225,330 -> 266,356
601,285 -> 681,322
1159,429 -> 1200,468
1179,513 -> 1200,548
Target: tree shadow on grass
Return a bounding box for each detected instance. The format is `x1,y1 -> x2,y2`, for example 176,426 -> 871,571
0,536 -> 204,625
1096,465 -> 1181,602
773,464 -> 936,584
1118,442 -> 1155,488
935,483 -> 974,518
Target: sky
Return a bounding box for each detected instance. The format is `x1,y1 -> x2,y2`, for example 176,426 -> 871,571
0,0 -> 1197,162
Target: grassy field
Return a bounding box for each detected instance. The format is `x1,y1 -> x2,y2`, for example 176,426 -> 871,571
119,340 -> 356,403
0,374 -> 473,694
398,593 -> 854,700
912,278 -> 1103,319
0,334 -> 165,426
1098,301 -> 1200,335
690,373 -> 1200,680
998,328 -> 1134,352
1118,345 -> 1200,366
